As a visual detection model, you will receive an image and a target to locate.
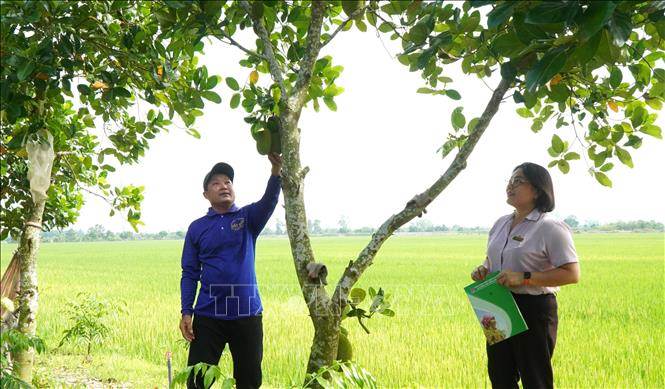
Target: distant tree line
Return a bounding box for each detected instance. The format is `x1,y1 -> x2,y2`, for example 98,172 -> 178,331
2,217 -> 662,244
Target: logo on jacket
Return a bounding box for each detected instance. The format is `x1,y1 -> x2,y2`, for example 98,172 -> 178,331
231,218 -> 245,231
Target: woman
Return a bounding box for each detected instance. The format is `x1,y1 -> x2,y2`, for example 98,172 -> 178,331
470,162 -> 580,389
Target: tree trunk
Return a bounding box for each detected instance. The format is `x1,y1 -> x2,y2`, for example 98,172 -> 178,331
12,200 -> 46,382
12,130 -> 54,382
240,0 -> 348,379
306,313 -> 341,376
279,110 -> 340,376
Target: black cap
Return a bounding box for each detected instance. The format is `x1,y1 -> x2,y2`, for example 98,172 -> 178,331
203,162 -> 234,190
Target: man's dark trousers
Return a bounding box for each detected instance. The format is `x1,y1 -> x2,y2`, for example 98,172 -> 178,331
187,315 -> 263,389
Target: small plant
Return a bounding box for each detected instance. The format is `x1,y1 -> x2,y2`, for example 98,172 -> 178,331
300,360 -> 377,389
343,287 -> 395,334
0,328 -> 46,388
171,362 -> 235,389
58,292 -> 124,361
336,287 -> 395,362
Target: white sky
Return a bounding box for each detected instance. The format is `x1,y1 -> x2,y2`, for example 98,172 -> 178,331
72,29 -> 665,233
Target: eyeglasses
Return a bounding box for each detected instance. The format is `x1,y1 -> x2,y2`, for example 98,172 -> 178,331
507,177 -> 530,187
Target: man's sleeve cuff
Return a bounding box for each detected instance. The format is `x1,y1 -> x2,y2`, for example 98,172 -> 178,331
181,308 -> 194,316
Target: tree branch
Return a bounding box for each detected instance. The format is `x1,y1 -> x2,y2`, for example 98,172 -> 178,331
331,77 -> 512,308
320,6 -> 369,50
289,0 -> 328,110
208,26 -> 269,63
239,0 -> 288,100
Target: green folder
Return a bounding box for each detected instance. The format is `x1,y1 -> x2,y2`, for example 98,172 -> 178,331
464,271 -> 528,345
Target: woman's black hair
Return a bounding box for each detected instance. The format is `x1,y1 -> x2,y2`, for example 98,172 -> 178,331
513,162 -> 555,212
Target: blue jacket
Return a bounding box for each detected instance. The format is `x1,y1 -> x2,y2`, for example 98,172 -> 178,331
180,175 -> 281,319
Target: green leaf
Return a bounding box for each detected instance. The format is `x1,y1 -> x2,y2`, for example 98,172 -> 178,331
646,98 -> 662,110
439,139 -> 457,158
201,91 -> 221,103
445,89 -> 461,100
641,124 -> 662,139
487,2 -> 515,29
378,22 -> 394,33
629,63 -> 651,86
551,134 -> 564,154
577,1 -> 618,42
186,128 -> 201,139
514,16 -> 549,45
594,171 -> 612,187
113,87 -> 131,98
564,152 -> 580,160
630,106 -> 648,128
417,87 -> 435,94
609,66 -> 623,89
654,69 -> 665,83
451,107 -> 465,130
525,2 -> 578,24
531,119 -> 544,132
516,107 -> 533,118
525,47 -> 568,93
17,61 -> 35,81
203,365 -> 217,389
230,93 -> 240,109
608,10 -> 632,46
490,31 -> 525,58
548,83 -> 569,103
349,288 -> 366,304
574,30 -> 602,65
206,75 -> 220,89
468,118 -> 480,132
600,163 -> 614,172
225,77 -> 240,91
380,308 -> 395,317
557,160 -> 570,174
77,84 -> 92,96
109,22 -> 121,35
615,146 -> 633,168
323,97 -> 337,111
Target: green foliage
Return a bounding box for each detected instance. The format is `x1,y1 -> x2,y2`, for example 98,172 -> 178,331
170,362 -> 235,389
58,293 -> 125,359
1,0 -> 216,239
0,329 -> 45,388
342,286 -> 394,335
372,0 -> 664,186
301,360 -> 377,389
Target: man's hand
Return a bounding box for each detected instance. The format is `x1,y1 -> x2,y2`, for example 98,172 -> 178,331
497,270 -> 524,287
471,265 -> 489,281
268,152 -> 282,176
180,314 -> 195,342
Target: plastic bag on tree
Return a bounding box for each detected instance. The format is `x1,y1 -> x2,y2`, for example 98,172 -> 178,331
26,130 -> 55,203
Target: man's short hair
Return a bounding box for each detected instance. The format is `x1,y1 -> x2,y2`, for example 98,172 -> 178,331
203,162 -> 234,190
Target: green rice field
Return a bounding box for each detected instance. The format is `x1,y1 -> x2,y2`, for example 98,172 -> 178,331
1,233 -> 663,388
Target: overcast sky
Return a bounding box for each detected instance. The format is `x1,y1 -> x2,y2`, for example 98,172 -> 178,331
72,29 -> 665,233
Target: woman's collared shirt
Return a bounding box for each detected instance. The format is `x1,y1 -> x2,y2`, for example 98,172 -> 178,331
483,209 -> 578,295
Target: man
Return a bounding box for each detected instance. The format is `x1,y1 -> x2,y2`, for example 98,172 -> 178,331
180,153 -> 282,389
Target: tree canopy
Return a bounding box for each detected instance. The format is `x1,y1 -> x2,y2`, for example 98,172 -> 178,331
1,0 -> 220,239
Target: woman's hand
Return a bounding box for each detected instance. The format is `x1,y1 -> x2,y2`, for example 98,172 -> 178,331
471,265 -> 489,281
497,270 -> 524,287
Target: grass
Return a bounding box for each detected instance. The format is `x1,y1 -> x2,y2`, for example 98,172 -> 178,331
1,233 -> 663,388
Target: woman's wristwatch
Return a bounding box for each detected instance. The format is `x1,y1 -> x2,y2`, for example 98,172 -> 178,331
522,271 -> 532,286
